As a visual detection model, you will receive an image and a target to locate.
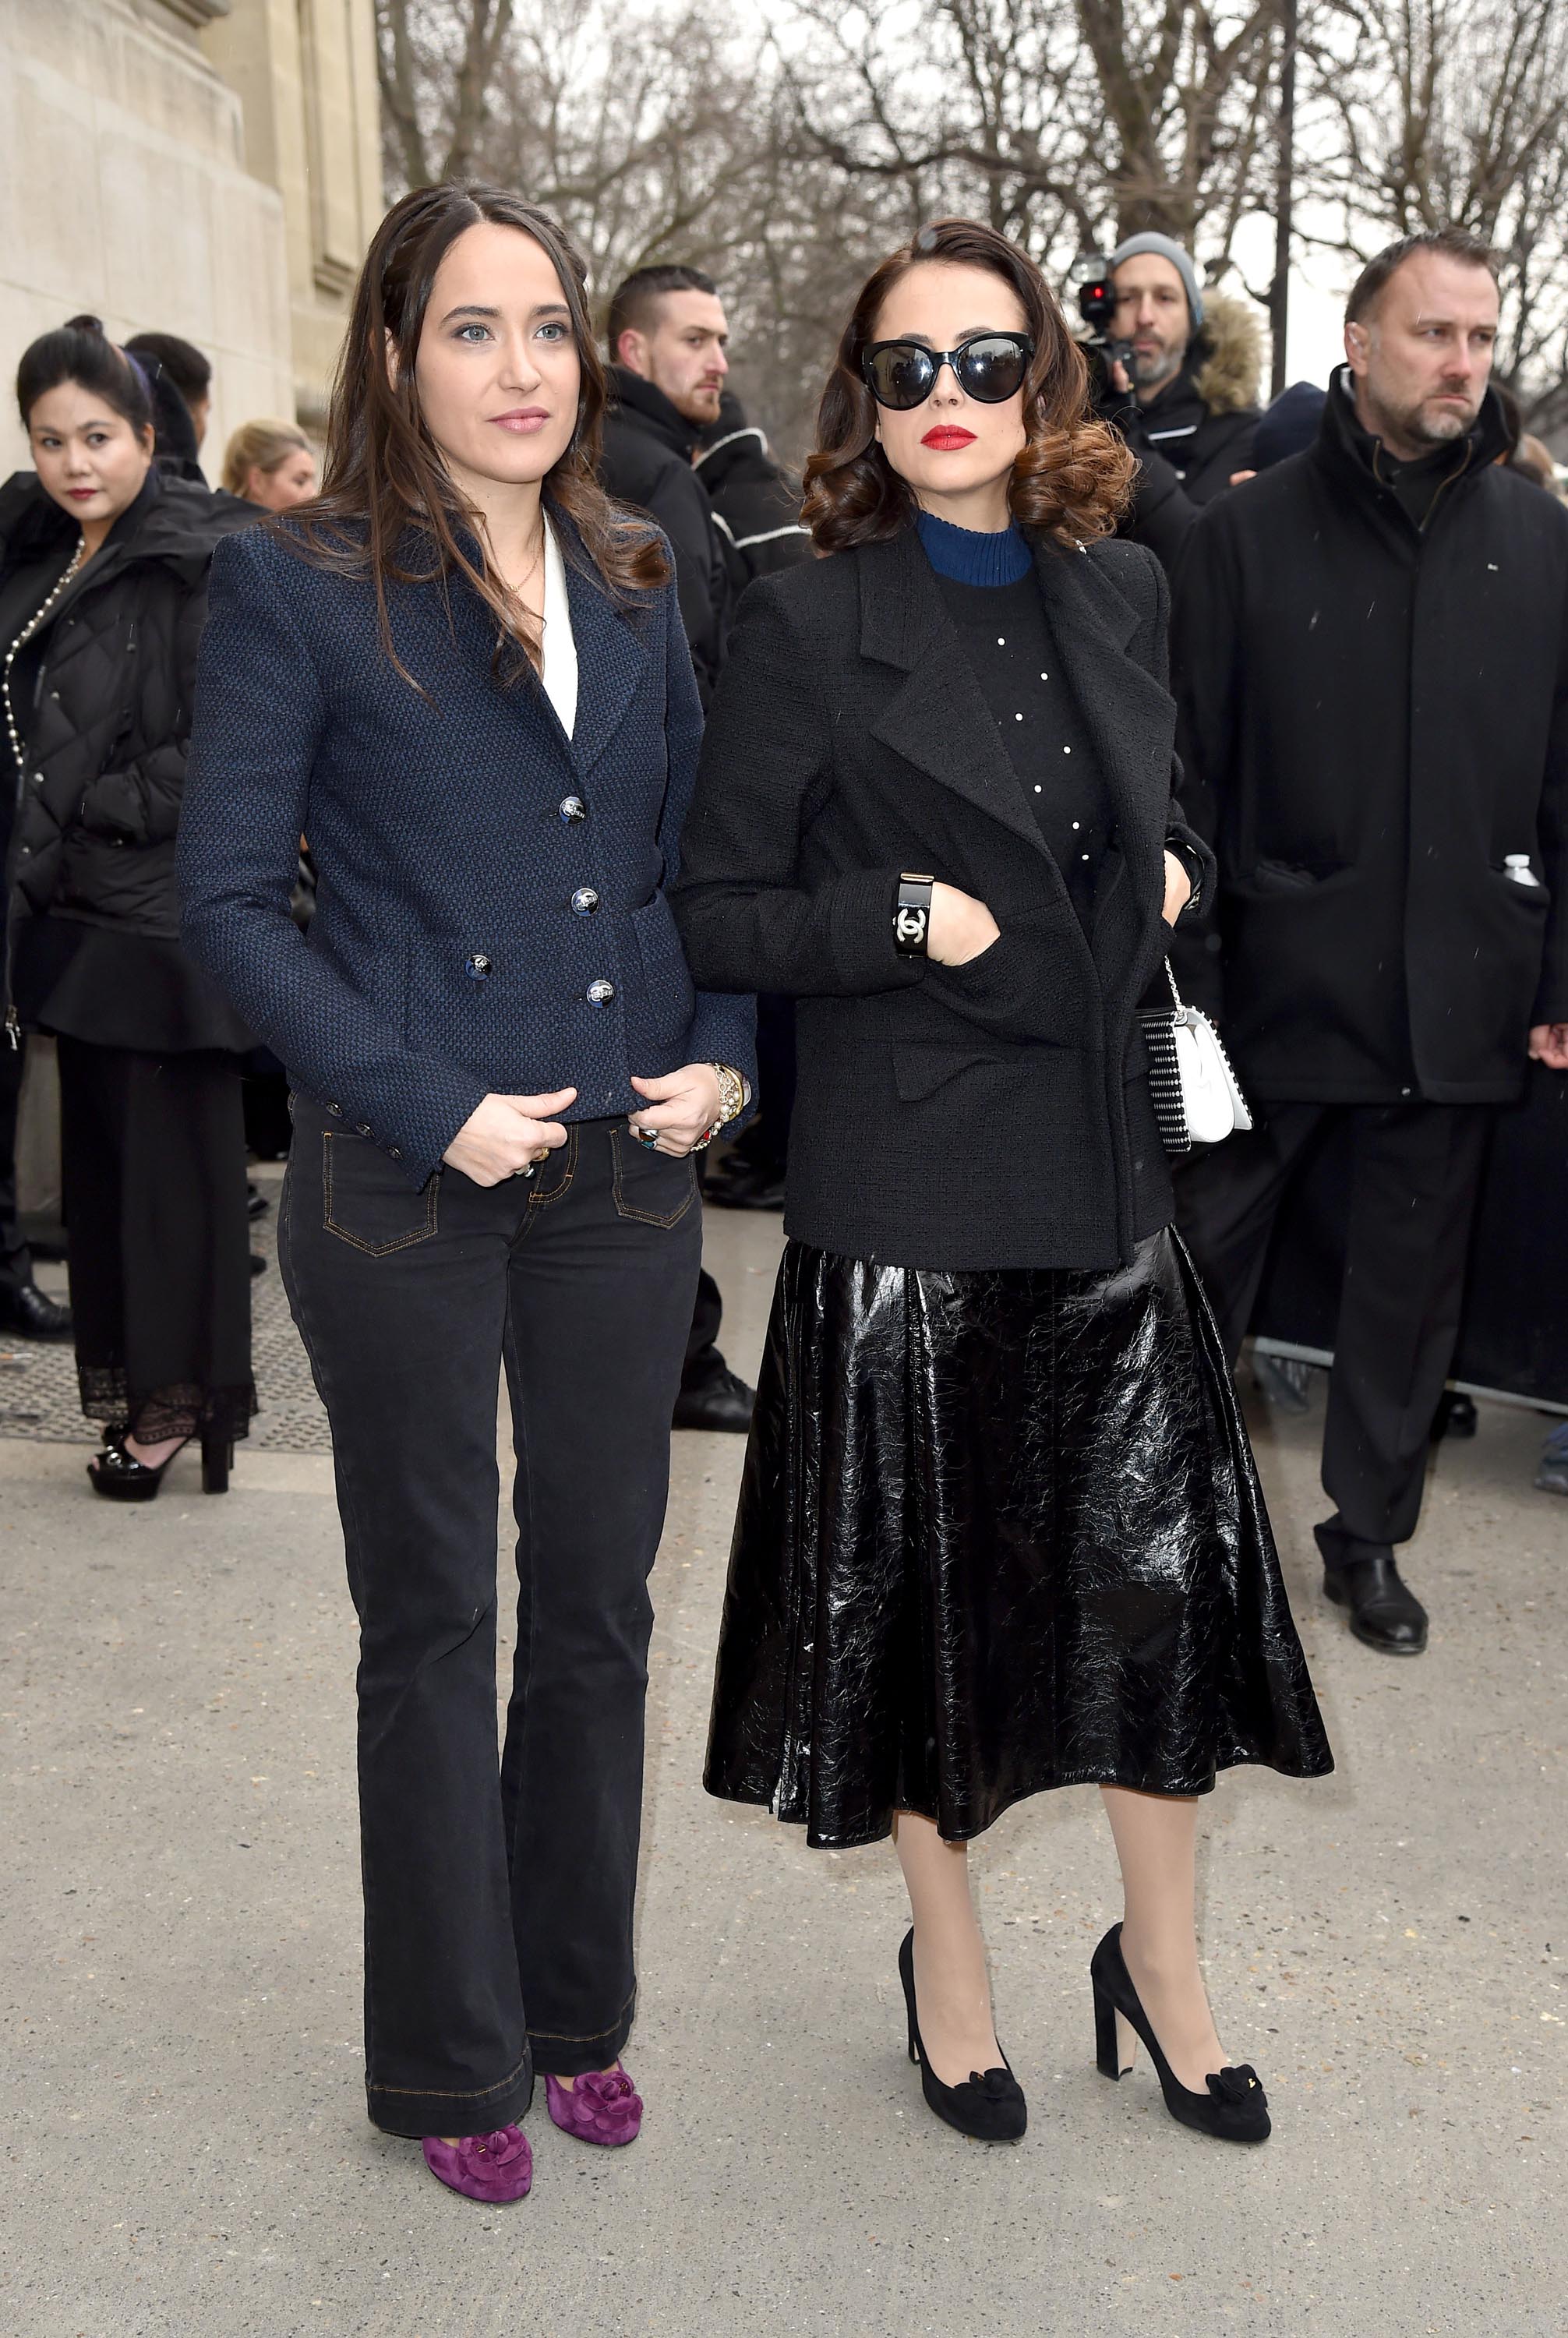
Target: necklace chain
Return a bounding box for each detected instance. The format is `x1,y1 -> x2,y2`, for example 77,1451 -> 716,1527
4,536 -> 87,781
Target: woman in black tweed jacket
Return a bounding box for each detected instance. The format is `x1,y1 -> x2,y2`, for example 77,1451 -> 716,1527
181,188 -> 754,2201
673,221 -> 1330,2151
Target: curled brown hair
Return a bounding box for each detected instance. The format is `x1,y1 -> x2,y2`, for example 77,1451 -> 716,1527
803,218 -> 1133,553
289,183 -> 668,683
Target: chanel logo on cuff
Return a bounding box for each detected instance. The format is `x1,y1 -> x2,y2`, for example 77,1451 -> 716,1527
895,872 -> 934,958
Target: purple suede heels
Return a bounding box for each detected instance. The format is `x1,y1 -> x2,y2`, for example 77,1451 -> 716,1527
544,2066 -> 644,2147
421,2124 -> 533,2202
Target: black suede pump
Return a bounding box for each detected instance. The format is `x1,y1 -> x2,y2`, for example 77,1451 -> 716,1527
898,1928 -> 1026,2143
1091,1923 -> 1270,2144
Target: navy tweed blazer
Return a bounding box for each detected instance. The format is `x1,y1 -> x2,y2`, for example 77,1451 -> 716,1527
178,510 -> 754,1188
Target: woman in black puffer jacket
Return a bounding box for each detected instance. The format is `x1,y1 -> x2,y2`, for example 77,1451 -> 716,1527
2,317 -> 258,1496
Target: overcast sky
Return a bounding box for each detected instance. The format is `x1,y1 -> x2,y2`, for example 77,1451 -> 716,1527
1231,213 -> 1348,390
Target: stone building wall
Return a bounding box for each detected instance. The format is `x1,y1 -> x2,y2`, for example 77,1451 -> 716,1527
0,0 -> 381,1219
201,0 -> 383,432
0,0 -> 381,476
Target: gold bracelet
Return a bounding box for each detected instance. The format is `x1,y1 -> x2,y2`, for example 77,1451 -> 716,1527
711,1062 -> 747,1126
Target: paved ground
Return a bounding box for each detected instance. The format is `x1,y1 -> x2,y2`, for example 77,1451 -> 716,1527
2,1185 -> 1563,2338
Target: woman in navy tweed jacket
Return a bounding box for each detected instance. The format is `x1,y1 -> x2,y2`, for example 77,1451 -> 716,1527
179,186 -> 754,2202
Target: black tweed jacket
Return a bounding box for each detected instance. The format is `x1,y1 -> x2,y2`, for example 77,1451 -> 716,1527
179,509 -> 754,1188
670,524 -> 1210,1271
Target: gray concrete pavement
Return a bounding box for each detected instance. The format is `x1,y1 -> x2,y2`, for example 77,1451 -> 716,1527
2,1203 -> 1563,2338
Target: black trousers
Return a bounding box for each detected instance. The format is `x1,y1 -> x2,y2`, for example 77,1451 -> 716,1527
280,1103 -> 701,2138
719,994 -> 796,1181
1175,1101 -> 1491,1546
0,1031 -> 28,1292
56,1037 -> 254,1443
684,1266 -> 725,1383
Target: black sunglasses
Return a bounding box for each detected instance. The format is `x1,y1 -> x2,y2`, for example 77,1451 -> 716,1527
860,332 -> 1035,411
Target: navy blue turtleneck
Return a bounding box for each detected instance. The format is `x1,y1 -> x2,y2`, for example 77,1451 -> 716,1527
915,508 -> 1034,585
914,510 -> 1111,915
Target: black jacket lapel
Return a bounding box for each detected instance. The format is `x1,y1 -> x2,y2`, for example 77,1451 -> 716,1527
860,531 -> 1051,862
1031,539 -> 1173,906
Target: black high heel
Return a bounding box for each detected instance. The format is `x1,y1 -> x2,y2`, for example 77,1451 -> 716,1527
897,1928 -> 1026,2143
87,1424 -> 235,1501
1090,1922 -> 1270,2144
200,1431 -> 233,1496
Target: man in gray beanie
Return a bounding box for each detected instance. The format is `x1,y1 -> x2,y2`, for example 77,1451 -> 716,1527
1100,231 -> 1263,567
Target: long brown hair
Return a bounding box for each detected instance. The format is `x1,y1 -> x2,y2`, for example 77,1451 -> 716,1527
289,184 -> 668,684
803,219 -> 1134,554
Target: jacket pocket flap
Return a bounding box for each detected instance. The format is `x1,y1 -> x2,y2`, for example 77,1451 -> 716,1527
1231,859 -> 1355,899
892,1044 -> 1003,1103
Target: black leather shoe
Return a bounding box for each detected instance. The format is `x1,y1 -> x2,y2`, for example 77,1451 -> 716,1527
1431,1390 -> 1477,1440
0,1280 -> 73,1341
247,1182 -> 271,1220
1315,1519 -> 1428,1655
250,1252 -> 269,1278
673,1365 -> 754,1433
705,1160 -> 786,1212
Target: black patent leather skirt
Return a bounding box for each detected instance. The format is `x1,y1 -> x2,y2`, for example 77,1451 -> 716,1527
705,1227 -> 1333,1848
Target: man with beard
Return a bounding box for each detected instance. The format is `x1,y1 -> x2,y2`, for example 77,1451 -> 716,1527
1171,228 -> 1568,1657
1100,232 -> 1262,567
599,263 -> 754,1432
600,265 -> 735,704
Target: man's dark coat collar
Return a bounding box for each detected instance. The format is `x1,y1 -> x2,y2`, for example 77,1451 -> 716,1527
607,366 -> 701,461
1135,365 -> 1206,434
1313,365 -> 1511,513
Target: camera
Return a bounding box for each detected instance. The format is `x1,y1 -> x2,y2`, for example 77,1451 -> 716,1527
1071,253 -> 1134,399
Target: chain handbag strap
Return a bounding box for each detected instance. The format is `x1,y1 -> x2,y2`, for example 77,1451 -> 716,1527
1139,957 -> 1253,1151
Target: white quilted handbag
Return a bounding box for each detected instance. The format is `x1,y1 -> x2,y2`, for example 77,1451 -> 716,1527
1137,962 -> 1253,1153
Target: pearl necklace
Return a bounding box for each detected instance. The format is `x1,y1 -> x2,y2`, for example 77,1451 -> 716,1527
4,537 -> 86,780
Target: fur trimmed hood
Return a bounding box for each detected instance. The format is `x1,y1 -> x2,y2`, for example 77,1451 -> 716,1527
1191,293 -> 1266,416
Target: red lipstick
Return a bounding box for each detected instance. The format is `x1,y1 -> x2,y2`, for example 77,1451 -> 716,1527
921,426 -> 976,450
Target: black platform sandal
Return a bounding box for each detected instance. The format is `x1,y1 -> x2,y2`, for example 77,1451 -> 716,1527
1091,1923 -> 1270,2143
87,1424 -> 234,1500
898,1928 -> 1026,2143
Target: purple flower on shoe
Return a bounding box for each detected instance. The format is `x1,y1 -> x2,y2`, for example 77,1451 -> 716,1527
545,2066 -> 644,2147
421,2124 -> 533,2202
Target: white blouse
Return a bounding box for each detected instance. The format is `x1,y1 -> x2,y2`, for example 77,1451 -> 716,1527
539,516 -> 578,740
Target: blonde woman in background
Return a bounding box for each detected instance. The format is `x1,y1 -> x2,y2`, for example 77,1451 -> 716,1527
221,419 -> 317,512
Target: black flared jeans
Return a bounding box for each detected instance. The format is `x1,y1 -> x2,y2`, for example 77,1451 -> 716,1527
280,1100 -> 701,2138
